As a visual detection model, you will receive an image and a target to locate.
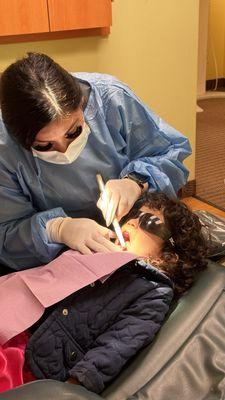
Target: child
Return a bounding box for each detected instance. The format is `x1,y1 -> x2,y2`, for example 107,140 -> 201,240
120,192 -> 208,296
25,193 -> 208,393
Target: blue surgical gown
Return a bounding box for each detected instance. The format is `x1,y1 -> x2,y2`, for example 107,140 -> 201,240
0,73 -> 191,270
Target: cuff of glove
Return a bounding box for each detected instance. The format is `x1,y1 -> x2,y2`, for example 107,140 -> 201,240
46,217 -> 67,243
122,174 -> 148,195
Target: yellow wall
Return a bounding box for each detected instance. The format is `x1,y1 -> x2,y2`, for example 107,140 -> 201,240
0,37 -> 99,72
207,0 -> 225,80
0,0 -> 199,180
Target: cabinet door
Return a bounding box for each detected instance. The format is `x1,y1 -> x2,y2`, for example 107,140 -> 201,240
47,0 -> 112,32
0,0 -> 49,36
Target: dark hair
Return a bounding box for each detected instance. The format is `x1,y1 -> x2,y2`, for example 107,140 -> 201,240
0,52 -> 82,150
128,193 -> 208,296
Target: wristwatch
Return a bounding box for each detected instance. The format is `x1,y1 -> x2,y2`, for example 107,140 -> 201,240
123,172 -> 148,195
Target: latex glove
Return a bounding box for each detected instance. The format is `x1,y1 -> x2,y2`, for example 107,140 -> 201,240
97,178 -> 143,227
46,217 -> 120,255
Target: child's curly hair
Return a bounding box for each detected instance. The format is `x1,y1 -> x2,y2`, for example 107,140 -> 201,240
134,193 -> 209,296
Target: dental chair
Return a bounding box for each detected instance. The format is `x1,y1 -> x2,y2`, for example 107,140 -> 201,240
1,259 -> 225,400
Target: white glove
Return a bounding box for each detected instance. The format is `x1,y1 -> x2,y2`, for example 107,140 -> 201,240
97,178 -> 146,226
46,217 -> 120,255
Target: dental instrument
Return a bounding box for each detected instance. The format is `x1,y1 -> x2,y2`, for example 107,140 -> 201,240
96,174 -> 126,249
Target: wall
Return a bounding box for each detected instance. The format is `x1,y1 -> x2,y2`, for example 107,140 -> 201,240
0,0 -> 199,180
206,0 -> 225,80
96,0 -> 199,179
198,0 -> 210,94
0,37 -> 99,72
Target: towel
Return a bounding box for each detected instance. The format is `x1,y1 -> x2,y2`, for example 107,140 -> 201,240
0,250 -> 136,345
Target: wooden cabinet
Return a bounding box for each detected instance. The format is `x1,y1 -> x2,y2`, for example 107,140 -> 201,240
0,0 -> 112,43
48,0 -> 112,32
0,0 -> 49,36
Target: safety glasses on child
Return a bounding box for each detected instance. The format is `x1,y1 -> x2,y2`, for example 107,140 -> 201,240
121,207 -> 172,242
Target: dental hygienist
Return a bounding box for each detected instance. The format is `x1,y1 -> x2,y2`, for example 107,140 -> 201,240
0,53 -> 191,270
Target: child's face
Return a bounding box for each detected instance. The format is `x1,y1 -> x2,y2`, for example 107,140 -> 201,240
121,206 -> 165,258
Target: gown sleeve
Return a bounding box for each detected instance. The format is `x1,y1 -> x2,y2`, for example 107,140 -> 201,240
105,88 -> 192,197
0,162 -> 67,270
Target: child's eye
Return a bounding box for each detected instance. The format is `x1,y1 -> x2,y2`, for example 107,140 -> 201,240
65,126 -> 83,139
33,143 -> 53,152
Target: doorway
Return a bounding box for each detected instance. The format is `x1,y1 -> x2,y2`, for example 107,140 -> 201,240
196,0 -> 225,211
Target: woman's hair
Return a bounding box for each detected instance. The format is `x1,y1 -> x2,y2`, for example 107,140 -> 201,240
0,52 -> 82,150
132,192 -> 208,296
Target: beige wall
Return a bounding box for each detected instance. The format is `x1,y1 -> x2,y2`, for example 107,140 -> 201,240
198,0 -> 210,94
0,0 -> 199,179
206,0 -> 225,80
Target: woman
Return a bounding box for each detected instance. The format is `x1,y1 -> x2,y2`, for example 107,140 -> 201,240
0,53 -> 191,270
25,193 -> 208,393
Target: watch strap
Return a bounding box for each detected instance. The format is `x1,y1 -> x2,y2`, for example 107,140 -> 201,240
123,173 -> 147,194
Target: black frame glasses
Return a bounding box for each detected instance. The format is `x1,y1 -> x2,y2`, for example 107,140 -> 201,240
122,208 -> 172,241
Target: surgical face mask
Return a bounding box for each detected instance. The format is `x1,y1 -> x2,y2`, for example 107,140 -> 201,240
32,122 -> 91,164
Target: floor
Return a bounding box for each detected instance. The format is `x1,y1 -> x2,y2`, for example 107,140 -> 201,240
196,98 -> 225,211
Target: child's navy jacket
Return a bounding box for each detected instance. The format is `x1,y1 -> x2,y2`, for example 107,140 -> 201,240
26,260 -> 173,393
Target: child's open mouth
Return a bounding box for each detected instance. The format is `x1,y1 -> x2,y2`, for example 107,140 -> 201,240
122,231 -> 130,242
